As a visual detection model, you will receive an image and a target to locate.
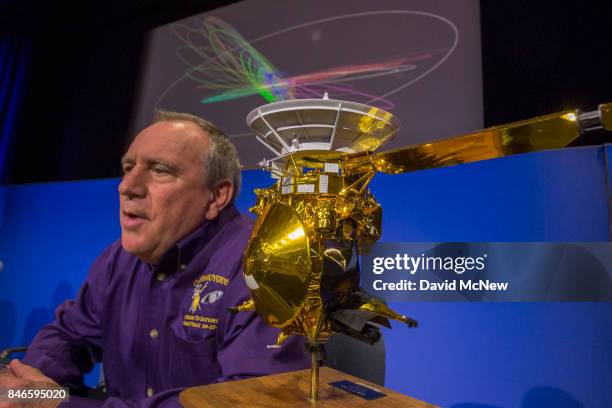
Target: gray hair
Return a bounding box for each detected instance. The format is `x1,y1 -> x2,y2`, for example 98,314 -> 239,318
154,110 -> 241,202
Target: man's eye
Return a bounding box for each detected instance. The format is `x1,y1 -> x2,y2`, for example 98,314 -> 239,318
152,167 -> 170,176
122,165 -> 133,174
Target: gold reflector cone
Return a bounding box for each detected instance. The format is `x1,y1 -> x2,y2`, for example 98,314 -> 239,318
244,203 -> 312,327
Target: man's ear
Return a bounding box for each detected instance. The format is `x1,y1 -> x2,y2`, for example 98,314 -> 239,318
205,180 -> 234,220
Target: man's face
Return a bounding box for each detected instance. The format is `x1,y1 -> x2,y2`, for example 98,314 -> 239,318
119,120 -> 213,263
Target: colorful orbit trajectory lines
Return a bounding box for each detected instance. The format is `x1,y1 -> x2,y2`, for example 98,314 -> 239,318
164,14 -> 457,110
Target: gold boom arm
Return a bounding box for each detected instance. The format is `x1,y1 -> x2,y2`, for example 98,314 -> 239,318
345,102 -> 612,174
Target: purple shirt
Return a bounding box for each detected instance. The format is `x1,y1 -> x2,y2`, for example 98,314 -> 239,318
23,206 -> 309,407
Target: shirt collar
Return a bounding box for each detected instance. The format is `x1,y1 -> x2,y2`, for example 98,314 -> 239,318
156,204 -> 240,273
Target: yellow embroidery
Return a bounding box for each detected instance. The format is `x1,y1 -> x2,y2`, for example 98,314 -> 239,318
189,283 -> 208,313
182,314 -> 218,330
183,273 -> 229,329
193,273 -> 229,287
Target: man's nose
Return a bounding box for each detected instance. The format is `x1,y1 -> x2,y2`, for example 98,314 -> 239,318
118,168 -> 147,198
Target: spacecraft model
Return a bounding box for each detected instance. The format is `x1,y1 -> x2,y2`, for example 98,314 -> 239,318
230,96 -> 612,400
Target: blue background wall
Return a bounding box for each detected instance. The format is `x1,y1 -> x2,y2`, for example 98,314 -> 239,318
1,146 -> 611,407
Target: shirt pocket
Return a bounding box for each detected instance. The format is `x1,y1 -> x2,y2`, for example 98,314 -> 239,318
171,333 -> 221,385
173,332 -> 218,357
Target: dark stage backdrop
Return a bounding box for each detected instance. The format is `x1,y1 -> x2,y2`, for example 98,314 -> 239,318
3,1 -> 612,182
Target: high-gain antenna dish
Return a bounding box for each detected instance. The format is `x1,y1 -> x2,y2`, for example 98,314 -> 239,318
246,96 -> 400,162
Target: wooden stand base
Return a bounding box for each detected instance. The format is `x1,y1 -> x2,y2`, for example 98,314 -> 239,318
179,366 -> 436,407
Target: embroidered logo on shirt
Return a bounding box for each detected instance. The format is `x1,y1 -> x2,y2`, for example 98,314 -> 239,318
183,273 -> 230,330
183,314 -> 218,330
193,273 -> 229,286
201,290 -> 223,305
189,282 -> 208,313
188,282 -> 224,313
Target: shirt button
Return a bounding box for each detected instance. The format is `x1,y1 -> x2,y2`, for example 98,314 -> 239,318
149,329 -> 159,339
146,387 -> 154,397
179,263 -> 187,271
157,273 -> 166,281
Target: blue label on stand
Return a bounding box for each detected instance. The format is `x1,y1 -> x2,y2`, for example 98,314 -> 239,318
329,380 -> 386,400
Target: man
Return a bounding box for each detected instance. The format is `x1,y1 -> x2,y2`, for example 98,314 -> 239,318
0,112 -> 308,407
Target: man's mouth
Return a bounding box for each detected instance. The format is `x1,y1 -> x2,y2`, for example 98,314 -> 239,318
121,210 -> 149,228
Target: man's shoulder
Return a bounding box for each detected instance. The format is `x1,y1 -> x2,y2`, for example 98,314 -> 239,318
220,212 -> 254,243
192,212 -> 253,276
234,212 -> 255,232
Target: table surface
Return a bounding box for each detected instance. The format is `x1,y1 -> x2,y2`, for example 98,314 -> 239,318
180,366 -> 437,407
